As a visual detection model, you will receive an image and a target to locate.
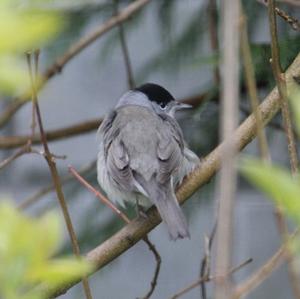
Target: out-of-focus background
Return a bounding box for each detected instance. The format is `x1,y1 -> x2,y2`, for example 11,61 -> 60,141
0,1 -> 300,298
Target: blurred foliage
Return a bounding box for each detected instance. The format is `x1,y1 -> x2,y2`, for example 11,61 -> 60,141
0,0 -> 62,94
0,201 -> 92,299
240,90 -> 300,254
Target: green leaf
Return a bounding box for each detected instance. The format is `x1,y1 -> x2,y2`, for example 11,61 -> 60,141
0,201 -> 92,299
29,258 -> 92,287
240,157 -> 300,223
0,10 -> 62,54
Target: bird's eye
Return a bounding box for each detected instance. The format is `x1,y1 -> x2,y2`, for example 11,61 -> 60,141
159,102 -> 167,109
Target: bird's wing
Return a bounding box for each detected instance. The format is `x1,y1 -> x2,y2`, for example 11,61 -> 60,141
99,111 -> 133,191
156,114 -> 185,184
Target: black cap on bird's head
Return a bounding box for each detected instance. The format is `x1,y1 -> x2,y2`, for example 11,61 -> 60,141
135,83 -> 175,106
134,83 -> 192,112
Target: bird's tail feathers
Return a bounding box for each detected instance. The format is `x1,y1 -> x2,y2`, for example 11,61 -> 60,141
135,174 -> 190,240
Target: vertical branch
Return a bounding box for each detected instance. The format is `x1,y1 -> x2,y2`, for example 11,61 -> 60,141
114,0 -> 135,89
26,53 -> 93,299
240,11 -> 270,161
268,0 -> 299,174
207,0 -> 220,84
214,1 -> 240,298
267,2 -> 300,298
240,5 -> 300,298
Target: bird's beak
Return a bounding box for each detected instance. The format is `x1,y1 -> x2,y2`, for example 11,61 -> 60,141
175,101 -> 193,110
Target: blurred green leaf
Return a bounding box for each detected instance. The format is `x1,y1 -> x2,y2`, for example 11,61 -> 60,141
0,201 -> 93,299
0,56 -> 30,94
29,258 -> 91,287
0,1 -> 62,96
0,10 -> 61,54
240,157 -> 300,223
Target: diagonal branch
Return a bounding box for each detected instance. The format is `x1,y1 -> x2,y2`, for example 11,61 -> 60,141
48,52 -> 300,298
232,230 -> 298,299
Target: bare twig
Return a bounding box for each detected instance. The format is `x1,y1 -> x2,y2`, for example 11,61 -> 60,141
171,258 -> 253,299
17,160 -> 96,210
0,142 -> 39,170
69,165 -> 130,223
207,0 -> 220,84
0,118 -> 102,149
232,230 -> 298,299
215,1 -> 240,298
240,10 -> 270,161
268,2 -> 300,297
114,0 -> 135,89
199,221 -> 217,299
26,52 -> 93,299
68,166 -> 161,299
257,0 -> 300,31
241,6 -> 300,298
268,0 -> 299,174
0,0 -> 151,129
140,235 -> 161,299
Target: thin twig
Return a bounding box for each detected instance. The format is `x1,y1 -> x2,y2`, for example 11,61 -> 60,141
199,221 -> 217,299
47,52 -> 300,298
171,258 -> 253,299
0,118 -> 102,149
17,160 -> 96,210
0,142 -> 38,170
232,230 -> 298,299
268,0 -> 299,174
114,0 -> 135,89
268,4 -> 300,296
68,166 -> 161,299
26,52 -> 93,299
0,0 -> 151,129
257,0 -> 300,31
241,6 -> 300,298
240,10 -> 270,161
140,235 -> 161,299
215,1 -> 240,298
68,165 -> 130,222
207,0 -> 220,84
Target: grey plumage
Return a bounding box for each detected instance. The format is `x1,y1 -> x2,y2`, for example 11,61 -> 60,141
97,85 -> 199,240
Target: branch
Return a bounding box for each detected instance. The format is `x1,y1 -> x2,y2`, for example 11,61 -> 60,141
17,160 -> 96,210
114,0 -> 136,89
49,52 -> 300,298
240,9 -> 270,161
215,1 -> 240,297
171,258 -> 253,299
232,230 -> 298,299
0,118 -> 102,149
0,0 -> 151,129
268,0 -> 299,174
27,52 -> 93,298
68,165 -> 161,299
257,0 -> 300,31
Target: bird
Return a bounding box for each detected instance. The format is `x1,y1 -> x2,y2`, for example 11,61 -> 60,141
97,83 -> 199,240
